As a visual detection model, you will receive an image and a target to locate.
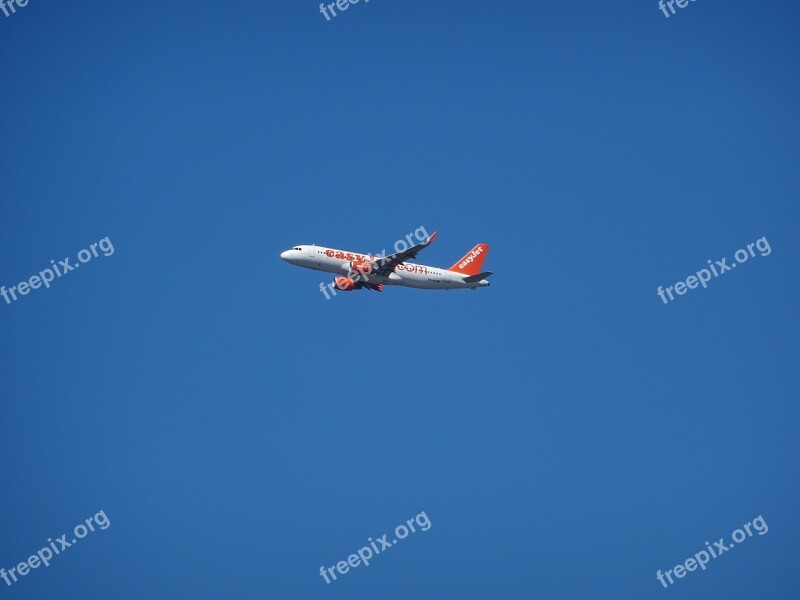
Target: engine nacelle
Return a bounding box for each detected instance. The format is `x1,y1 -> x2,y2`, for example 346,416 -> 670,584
333,276 -> 356,291
350,261 -> 373,278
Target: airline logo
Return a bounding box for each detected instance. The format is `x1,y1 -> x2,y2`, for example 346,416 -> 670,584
396,263 -> 428,274
458,246 -> 484,269
324,249 -> 378,262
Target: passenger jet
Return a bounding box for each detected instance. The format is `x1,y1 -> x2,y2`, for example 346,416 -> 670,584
280,231 -> 491,294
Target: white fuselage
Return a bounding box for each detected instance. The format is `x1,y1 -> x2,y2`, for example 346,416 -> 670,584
280,245 -> 489,290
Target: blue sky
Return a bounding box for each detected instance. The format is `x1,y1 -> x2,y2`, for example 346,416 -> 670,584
1,0 -> 798,598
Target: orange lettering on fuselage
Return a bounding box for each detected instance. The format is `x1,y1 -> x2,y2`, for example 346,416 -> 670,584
325,249 -> 375,262
396,263 -> 428,275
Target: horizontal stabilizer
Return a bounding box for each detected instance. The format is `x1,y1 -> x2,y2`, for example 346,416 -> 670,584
463,271 -> 492,283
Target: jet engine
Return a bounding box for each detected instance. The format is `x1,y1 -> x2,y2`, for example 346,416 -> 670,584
350,261 -> 373,277
333,276 -> 356,291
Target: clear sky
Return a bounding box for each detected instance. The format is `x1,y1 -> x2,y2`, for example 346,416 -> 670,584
1,0 -> 798,598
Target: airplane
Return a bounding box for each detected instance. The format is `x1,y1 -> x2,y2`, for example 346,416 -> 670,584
279,231 -> 492,294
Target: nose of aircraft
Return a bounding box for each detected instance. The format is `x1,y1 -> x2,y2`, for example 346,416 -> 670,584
280,250 -> 291,261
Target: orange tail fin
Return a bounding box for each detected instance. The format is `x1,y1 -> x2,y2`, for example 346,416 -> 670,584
449,243 -> 489,276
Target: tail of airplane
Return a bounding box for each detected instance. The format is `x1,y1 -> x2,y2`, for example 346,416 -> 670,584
449,243 -> 490,276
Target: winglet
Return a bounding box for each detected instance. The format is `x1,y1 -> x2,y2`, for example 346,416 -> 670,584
427,230 -> 439,244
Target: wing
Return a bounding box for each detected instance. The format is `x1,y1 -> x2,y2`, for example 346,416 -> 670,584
373,231 -> 439,275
